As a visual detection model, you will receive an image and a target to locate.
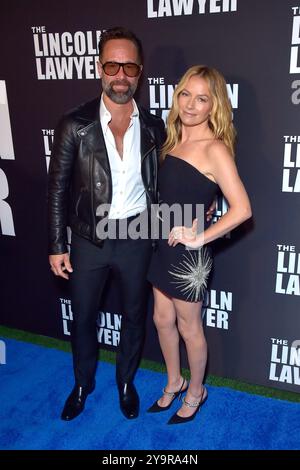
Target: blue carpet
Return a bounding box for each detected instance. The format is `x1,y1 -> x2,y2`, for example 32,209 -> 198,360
0,338 -> 300,450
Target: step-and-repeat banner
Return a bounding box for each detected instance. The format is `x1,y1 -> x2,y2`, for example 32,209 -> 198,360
1,0 -> 300,392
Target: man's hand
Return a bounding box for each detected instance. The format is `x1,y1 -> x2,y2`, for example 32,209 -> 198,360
49,253 -> 73,280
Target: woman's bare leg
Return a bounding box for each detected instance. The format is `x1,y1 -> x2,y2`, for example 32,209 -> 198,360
173,298 -> 207,418
152,287 -> 187,406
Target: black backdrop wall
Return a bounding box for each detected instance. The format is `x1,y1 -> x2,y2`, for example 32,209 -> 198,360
1,0 -> 299,392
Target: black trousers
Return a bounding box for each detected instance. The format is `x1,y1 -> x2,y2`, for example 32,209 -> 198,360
69,229 -> 152,388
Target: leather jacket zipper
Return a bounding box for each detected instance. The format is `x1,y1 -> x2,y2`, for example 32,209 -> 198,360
141,145 -> 155,163
75,189 -> 84,216
90,155 -> 96,239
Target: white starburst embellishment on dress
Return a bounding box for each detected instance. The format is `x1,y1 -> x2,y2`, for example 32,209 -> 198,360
168,247 -> 212,302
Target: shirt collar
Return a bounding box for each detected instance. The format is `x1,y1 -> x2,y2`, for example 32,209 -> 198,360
100,94 -> 139,132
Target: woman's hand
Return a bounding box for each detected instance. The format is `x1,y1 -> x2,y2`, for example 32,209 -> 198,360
168,218 -> 202,248
206,199 -> 216,221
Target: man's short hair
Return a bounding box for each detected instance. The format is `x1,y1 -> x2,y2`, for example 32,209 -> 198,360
98,27 -> 143,64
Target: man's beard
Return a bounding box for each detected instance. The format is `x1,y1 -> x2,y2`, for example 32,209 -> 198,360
102,78 -> 137,104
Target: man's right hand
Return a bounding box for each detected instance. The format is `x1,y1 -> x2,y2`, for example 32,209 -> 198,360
49,253 -> 73,280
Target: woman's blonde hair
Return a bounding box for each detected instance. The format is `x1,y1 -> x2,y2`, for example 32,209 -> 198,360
162,65 -> 236,158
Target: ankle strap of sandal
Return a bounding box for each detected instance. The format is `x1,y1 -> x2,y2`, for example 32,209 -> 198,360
162,378 -> 187,397
182,397 -> 200,408
162,387 -> 176,397
182,385 -> 206,408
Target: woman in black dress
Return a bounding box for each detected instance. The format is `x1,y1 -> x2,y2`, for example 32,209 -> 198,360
147,65 -> 252,424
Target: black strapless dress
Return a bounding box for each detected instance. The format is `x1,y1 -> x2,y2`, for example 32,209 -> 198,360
148,155 -> 218,302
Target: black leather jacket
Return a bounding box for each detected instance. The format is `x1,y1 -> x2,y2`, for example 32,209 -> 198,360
48,97 -> 166,254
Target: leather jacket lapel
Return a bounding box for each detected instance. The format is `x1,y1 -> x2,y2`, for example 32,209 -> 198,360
78,120 -> 111,176
140,120 -> 155,161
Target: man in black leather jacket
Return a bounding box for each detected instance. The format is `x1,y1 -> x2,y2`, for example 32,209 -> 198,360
48,27 -> 165,421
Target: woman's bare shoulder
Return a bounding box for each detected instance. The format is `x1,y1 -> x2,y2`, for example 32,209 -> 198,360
206,139 -> 233,162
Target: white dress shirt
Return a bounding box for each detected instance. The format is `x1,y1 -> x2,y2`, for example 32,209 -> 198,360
100,95 -> 147,219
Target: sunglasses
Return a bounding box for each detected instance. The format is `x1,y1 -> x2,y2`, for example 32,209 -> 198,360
101,61 -> 141,77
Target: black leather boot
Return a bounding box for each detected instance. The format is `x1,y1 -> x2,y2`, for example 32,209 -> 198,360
117,382 -> 139,419
61,382 -> 95,421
